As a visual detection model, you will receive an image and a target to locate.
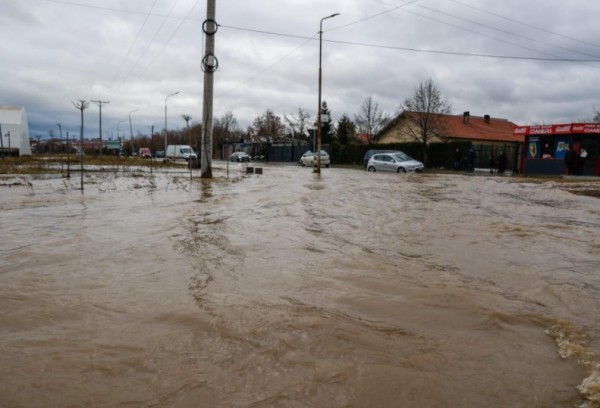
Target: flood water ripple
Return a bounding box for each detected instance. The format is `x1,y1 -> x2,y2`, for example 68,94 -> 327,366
1,167 -> 599,407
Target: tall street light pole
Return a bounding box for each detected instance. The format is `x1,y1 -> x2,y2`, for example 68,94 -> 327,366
129,109 -> 139,141
316,13 -> 339,174
164,91 -> 180,153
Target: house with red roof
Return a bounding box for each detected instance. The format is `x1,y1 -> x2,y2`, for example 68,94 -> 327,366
376,111 -> 521,145
375,111 -> 522,172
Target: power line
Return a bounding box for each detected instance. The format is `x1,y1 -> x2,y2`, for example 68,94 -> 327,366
446,0 -> 600,51
327,0 -> 421,33
386,0 -> 600,59
323,38 -> 600,62
216,34 -> 318,98
133,0 -> 203,84
220,25 -> 600,62
119,0 -> 183,85
41,0 -> 599,62
110,0 -> 161,85
372,0 -> 573,62
40,0 -> 194,20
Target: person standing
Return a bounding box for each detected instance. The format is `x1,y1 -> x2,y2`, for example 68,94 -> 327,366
453,148 -> 462,171
497,151 -> 507,174
578,147 -> 588,175
542,143 -> 553,159
467,148 -> 476,172
488,154 -> 495,174
565,145 -> 577,175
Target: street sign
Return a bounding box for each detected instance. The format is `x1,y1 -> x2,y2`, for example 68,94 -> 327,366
107,141 -> 121,149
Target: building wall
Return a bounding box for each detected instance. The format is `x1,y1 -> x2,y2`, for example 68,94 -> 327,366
378,119 -> 445,144
0,107 -> 32,156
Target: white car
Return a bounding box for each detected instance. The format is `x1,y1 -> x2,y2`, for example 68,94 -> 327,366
299,150 -> 330,167
367,152 -> 424,173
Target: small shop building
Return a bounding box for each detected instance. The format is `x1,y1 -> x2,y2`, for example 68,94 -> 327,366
516,123 -> 600,176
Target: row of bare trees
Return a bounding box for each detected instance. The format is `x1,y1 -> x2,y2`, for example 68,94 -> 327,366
44,79 -> 453,160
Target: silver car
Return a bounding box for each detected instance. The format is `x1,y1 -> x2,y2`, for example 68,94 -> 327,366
300,150 -> 330,167
367,152 -> 424,173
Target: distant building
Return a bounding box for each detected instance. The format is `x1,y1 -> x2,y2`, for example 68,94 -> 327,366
0,106 -> 32,156
377,111 -> 521,146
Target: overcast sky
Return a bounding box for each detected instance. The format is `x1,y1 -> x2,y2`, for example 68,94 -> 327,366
2,0 -> 600,139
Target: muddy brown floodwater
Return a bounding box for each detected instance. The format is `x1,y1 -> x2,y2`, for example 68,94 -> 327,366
1,165 -> 600,408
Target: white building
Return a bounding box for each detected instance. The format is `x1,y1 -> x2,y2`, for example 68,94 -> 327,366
0,106 -> 32,156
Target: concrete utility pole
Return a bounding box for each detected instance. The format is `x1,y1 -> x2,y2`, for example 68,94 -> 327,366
92,100 -> 109,155
200,0 -> 218,178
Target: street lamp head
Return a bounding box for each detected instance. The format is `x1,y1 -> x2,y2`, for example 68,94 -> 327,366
321,13 -> 340,23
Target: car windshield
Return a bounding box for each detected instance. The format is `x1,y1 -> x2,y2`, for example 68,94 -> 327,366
391,153 -> 411,162
318,150 -> 328,156
181,148 -> 192,153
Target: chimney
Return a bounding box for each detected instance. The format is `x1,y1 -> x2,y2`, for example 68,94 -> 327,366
484,114 -> 491,123
463,111 -> 470,124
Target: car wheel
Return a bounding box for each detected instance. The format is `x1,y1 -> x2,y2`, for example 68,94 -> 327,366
397,167 -> 406,173
368,166 -> 376,172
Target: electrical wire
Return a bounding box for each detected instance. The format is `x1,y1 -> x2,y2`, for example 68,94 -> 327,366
380,0 -> 600,59
119,0 -> 183,85
125,0 -> 203,89
327,0 -> 421,32
220,25 -> 600,62
215,33 -> 318,98
109,0 -> 160,85
445,0 -> 600,51
373,0 -> 573,62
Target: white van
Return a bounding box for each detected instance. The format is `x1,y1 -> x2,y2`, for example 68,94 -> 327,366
166,145 -> 197,160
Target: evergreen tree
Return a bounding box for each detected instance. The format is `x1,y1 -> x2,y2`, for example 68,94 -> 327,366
320,101 -> 334,145
336,114 -> 356,145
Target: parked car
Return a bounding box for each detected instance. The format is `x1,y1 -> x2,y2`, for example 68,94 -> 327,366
299,150 -> 312,165
299,150 -> 330,167
367,151 -> 424,173
363,149 -> 401,167
155,150 -> 165,158
138,147 -> 152,158
230,152 -> 251,162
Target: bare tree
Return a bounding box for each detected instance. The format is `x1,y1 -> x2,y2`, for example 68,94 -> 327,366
284,108 -> 311,140
213,111 -> 240,146
401,78 -> 452,164
354,97 -> 390,144
249,110 -> 286,141
593,107 -> 600,123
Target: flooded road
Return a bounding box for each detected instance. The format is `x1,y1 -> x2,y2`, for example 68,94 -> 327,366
1,165 -> 600,407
